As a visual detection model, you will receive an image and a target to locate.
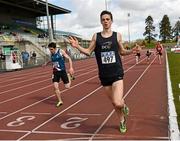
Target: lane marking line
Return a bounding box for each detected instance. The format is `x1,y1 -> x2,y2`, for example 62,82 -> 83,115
17,86 -> 103,140
0,112 -> 7,114
0,65 -> 97,89
1,55 -> 145,140
0,129 -> 169,140
0,75 -> 98,121
0,62 -> 96,82
17,55 -> 147,140
0,55 -> 137,105
0,129 -> 29,133
0,65 -> 97,95
67,113 -> 102,116
21,112 -> 52,115
0,69 -> 97,105
89,56 -> 158,140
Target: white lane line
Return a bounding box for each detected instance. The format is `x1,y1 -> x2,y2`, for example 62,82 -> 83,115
0,75 -> 98,121
123,54 -> 146,66
0,56 -> 137,104
17,86 -> 103,140
0,64 -> 96,89
17,56 -> 143,140
0,85 -> 52,105
31,130 -> 93,136
0,56 -> 141,139
0,65 -> 96,88
0,69 -> 52,83
0,55 -> 134,97
0,79 -> 50,95
0,75 -> 48,89
0,67 -> 93,94
0,129 -> 30,133
21,112 -> 52,115
0,69 -> 97,105
89,110 -> 115,141
0,61 -> 95,81
124,57 -> 147,73
0,129 -> 169,140
0,112 -> 7,114
56,136 -> 114,140
124,56 -> 157,99
0,56 -> 159,139
63,136 -> 169,140
89,56 -> 157,141
67,113 -> 102,116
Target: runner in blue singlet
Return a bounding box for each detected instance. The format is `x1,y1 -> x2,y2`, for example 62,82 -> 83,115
43,42 -> 74,107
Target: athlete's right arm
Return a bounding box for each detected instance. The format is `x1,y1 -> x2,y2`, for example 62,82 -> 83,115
42,60 -> 51,67
68,34 -> 96,56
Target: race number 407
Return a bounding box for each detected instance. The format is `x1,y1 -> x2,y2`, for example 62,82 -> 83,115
101,51 -> 116,64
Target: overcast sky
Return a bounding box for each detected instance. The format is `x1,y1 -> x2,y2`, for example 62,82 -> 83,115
45,0 -> 180,41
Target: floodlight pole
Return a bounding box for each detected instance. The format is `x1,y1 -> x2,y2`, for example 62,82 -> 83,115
127,13 -> 131,47
178,17 -> 180,37
105,0 -> 108,10
45,0 -> 53,42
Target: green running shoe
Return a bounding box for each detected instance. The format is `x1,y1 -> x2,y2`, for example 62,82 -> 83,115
56,101 -> 63,107
119,119 -> 127,133
122,105 -> 129,116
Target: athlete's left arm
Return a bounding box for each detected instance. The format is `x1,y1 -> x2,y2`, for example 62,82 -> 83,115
117,33 -> 135,56
61,49 -> 74,75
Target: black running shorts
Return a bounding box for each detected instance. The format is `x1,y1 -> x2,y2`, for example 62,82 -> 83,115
100,75 -> 123,86
52,70 -> 69,84
136,53 -> 141,57
158,52 -> 162,56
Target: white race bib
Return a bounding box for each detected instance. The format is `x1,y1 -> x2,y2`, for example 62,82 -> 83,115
53,62 -> 59,68
101,51 -> 116,64
52,62 -> 61,71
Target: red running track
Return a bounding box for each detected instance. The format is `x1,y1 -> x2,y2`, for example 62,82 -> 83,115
0,51 -> 169,140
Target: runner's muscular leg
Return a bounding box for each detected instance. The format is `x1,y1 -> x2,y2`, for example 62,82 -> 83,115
65,73 -> 71,89
104,86 -> 113,101
53,82 -> 63,102
112,80 -> 125,121
104,80 -> 125,121
112,80 -> 124,107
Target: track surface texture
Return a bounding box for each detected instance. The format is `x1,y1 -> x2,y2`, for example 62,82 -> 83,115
0,51 -> 168,140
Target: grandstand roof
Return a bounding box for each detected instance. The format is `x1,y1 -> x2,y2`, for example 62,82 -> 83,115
56,30 -> 82,38
0,0 -> 71,17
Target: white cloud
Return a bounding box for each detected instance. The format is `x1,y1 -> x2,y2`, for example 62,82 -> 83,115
48,0 -> 180,41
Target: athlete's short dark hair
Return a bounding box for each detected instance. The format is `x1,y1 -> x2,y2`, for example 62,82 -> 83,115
48,42 -> 56,48
100,10 -> 113,21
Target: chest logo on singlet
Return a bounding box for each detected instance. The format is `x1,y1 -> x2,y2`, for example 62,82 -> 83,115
101,51 -> 116,64
102,41 -> 112,50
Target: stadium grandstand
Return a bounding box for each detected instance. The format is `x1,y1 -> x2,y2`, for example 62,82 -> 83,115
0,0 -> 90,71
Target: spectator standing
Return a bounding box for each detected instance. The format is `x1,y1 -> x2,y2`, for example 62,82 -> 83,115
21,50 -> 29,66
31,51 -> 37,65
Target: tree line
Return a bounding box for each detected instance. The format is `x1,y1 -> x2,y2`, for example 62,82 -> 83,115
143,15 -> 180,43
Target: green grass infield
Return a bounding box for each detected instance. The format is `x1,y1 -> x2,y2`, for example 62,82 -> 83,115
167,52 -> 180,128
